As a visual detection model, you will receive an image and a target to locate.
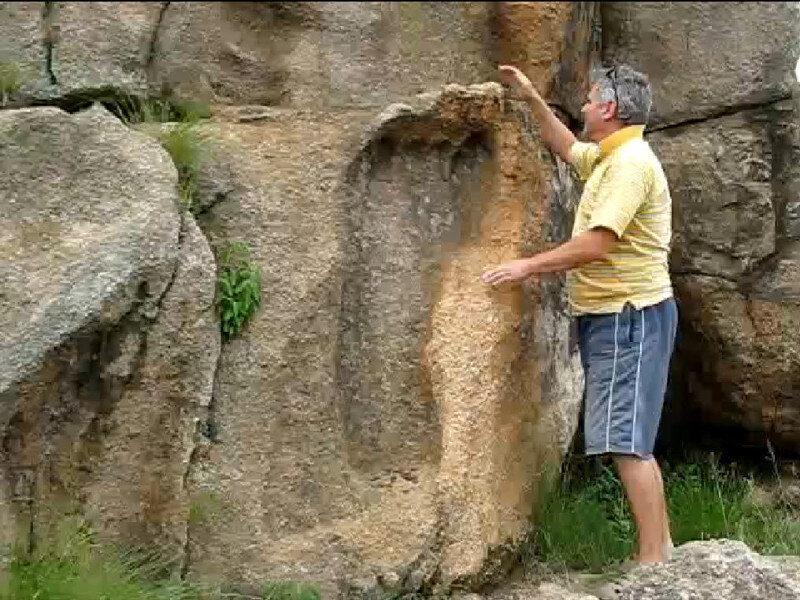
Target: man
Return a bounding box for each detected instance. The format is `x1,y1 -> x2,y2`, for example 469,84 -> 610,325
481,63 -> 677,564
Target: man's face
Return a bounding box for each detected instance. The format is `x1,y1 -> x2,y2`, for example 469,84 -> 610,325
581,84 -> 614,141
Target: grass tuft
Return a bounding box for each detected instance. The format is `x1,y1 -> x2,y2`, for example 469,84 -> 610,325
0,517 -> 321,600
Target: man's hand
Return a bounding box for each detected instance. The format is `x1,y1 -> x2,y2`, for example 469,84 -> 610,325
498,64 -> 576,163
480,258 -> 534,286
499,65 -> 538,102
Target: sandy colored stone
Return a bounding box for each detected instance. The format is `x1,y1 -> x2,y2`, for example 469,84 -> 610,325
184,81 -> 582,596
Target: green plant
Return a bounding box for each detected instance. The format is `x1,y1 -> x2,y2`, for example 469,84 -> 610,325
94,93 -> 211,214
218,242 -> 262,340
0,61 -> 21,106
156,120 -> 208,213
188,491 -> 226,526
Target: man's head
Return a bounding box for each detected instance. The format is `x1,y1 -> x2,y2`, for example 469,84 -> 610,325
581,63 -> 652,142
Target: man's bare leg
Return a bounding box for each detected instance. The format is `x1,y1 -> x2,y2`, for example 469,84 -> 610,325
613,455 -> 666,563
650,458 -> 673,559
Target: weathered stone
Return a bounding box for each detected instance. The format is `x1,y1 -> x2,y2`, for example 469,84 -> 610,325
647,100 -> 800,279
1,2 -> 592,594
184,81 -> 582,596
497,2 -> 600,121
645,94 -> 800,453
150,2 -> 497,108
81,215 -> 219,558
53,2 -> 159,97
610,540 -> 800,600
0,2 -> 161,101
0,2 -> 43,102
602,2 -> 800,128
668,274 -> 800,454
0,103 -> 179,399
487,542 -> 800,600
0,102 -> 218,564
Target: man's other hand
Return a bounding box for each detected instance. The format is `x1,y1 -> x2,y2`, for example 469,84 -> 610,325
481,258 -> 534,286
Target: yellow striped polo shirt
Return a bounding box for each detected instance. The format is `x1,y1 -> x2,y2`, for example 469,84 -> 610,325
566,125 -> 673,315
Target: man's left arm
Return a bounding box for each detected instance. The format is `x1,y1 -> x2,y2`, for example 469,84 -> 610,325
481,160 -> 649,285
480,228 -> 616,285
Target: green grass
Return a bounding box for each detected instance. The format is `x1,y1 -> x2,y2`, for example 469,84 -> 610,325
0,518 -> 320,600
530,454 -> 800,571
81,93 -> 212,214
261,583 -> 321,600
218,242 -> 262,341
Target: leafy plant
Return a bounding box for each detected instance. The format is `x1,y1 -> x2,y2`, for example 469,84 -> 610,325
218,241 -> 262,340
0,61 -> 21,106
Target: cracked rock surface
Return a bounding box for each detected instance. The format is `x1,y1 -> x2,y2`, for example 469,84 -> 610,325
0,103 -> 218,561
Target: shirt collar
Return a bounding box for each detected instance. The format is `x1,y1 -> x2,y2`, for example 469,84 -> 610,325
599,124 -> 645,158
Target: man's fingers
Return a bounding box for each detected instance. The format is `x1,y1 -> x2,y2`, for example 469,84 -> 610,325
481,268 -> 509,285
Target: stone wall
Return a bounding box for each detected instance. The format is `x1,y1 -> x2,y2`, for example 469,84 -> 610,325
0,2 -> 591,596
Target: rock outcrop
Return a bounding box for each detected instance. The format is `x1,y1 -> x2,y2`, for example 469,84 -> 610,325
486,540 -> 800,600
185,79 -> 583,597
0,103 -> 219,558
2,1 -> 592,595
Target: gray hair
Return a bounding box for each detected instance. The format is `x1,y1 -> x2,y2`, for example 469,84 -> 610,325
592,63 -> 653,125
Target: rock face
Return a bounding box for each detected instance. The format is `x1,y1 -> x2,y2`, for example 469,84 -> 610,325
2,2 -> 591,595
602,2 -> 800,129
601,2 -> 800,456
9,1 -> 800,598
0,104 -> 218,556
186,80 -> 583,597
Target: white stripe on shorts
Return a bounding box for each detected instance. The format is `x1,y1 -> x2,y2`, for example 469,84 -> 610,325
605,313 -> 619,452
631,310 -> 645,453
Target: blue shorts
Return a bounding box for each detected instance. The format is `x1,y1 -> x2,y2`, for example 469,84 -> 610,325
577,298 -> 678,459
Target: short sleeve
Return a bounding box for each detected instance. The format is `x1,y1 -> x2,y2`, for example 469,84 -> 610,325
568,141 -> 602,181
587,160 -> 651,238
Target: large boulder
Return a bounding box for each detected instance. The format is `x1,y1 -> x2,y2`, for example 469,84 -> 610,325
185,81 -> 583,596
0,104 -> 218,558
602,2 -> 800,128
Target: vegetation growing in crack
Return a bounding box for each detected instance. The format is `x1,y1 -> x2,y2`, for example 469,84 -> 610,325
65,91 -> 213,214
217,241 -> 262,341
118,95 -> 211,215
0,61 -> 21,107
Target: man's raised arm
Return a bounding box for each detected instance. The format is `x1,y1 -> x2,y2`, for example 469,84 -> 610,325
499,65 -> 576,163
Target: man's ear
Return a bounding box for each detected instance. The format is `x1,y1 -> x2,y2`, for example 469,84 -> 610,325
601,101 -> 618,122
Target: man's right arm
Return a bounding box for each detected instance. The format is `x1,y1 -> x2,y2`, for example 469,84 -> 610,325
499,65 -> 576,163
